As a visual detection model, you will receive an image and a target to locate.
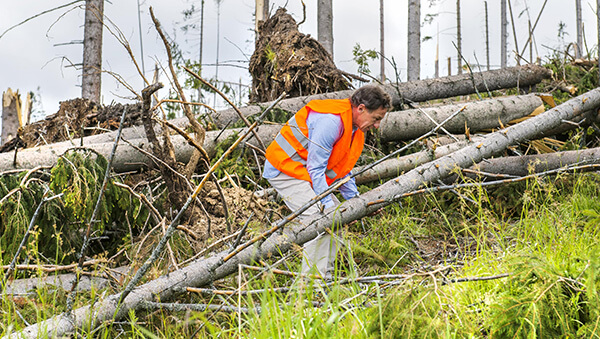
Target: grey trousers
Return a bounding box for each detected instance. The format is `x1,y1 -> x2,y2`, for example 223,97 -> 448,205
267,172 -> 340,278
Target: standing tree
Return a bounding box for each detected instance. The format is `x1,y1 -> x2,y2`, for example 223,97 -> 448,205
255,0 -> 269,32
501,0 -> 508,68
317,0 -> 333,57
213,0 -> 223,107
456,0 -> 462,74
485,1 -> 490,71
407,0 -> 420,81
380,0 -> 385,82
576,0 -> 583,58
81,0 -> 104,103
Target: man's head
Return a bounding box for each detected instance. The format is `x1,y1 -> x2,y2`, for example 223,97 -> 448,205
350,85 -> 392,132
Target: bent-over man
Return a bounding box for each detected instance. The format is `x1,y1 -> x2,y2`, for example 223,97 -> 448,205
263,85 -> 392,278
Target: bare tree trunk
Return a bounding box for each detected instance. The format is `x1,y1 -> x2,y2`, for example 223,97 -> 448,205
380,95 -> 543,141
485,1 -> 490,71
507,0 -> 520,65
317,0 -> 333,57
380,0 -> 385,82
81,0 -> 104,103
501,0 -> 508,68
448,57 -> 451,76
407,0 -> 420,81
11,85 -> 600,339
255,0 -> 268,32
435,32 -> 439,77
456,0 -> 462,74
198,0 -> 205,102
1,89 -> 21,145
576,0 -> 583,58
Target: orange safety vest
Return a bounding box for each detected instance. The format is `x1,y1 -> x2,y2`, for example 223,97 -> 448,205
265,98 -> 365,185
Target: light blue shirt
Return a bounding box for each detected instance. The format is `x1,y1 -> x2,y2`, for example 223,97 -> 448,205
263,110 -> 360,208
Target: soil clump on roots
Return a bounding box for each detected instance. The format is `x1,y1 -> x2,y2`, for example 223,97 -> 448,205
249,7 -> 351,102
7,98 -> 144,150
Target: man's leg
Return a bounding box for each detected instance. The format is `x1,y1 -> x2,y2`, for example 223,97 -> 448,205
267,172 -> 338,278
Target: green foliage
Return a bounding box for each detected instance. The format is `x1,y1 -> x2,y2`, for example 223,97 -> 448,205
488,256 -> 595,338
352,43 -> 377,75
210,133 -> 256,184
0,149 -> 145,266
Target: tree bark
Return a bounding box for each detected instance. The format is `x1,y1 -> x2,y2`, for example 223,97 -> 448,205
210,64 -> 552,127
0,125 -> 281,173
485,1 -> 490,71
11,85 -> 600,339
380,0 -> 385,82
407,0 -> 420,81
576,0 -> 583,58
470,147 -> 600,178
81,0 -> 104,103
456,0 -> 462,74
355,139 -> 478,184
1,89 -> 21,145
501,0 -> 508,68
317,0 -> 333,57
380,95 -> 543,141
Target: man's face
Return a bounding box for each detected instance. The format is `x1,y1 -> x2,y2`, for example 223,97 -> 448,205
353,104 -> 388,132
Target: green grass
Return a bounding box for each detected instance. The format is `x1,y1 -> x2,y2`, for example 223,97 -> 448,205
3,173 -> 600,338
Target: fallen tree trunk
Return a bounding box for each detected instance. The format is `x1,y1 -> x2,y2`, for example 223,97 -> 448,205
211,64 -> 551,127
357,143 -> 600,185
40,64 -> 548,144
3,267 -> 129,296
354,139 -> 479,184
380,94 -> 543,141
469,147 -> 600,178
10,85 -> 599,339
0,125 -> 281,172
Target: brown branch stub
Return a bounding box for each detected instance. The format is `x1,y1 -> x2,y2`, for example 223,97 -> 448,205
141,82 -> 164,156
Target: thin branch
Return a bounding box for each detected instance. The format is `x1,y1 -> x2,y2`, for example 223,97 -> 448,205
183,66 -> 267,150
0,0 -> 84,40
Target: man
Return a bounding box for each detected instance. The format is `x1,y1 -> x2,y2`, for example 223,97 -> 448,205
263,85 -> 392,277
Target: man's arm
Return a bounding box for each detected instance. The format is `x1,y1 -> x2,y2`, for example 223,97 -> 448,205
339,174 -> 359,200
306,112 -> 343,208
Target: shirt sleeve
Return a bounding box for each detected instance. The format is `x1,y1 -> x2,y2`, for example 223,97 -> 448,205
306,112 -> 343,208
339,173 -> 359,200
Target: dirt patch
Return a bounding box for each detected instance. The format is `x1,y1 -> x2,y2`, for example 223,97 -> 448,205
410,236 -> 485,265
249,7 -> 351,102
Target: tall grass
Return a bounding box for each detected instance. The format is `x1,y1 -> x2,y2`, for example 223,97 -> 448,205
3,173 -> 600,338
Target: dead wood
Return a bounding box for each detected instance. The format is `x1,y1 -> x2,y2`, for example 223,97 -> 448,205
213,64 -> 552,128
11,84 -> 600,339
140,83 -> 204,234
8,65 -> 551,152
17,99 -> 144,148
0,123 -> 281,173
249,7 -> 350,102
380,94 -> 543,141
3,266 -> 128,296
466,147 -> 600,178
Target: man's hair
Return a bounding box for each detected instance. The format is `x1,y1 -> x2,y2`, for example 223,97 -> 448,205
350,85 -> 392,111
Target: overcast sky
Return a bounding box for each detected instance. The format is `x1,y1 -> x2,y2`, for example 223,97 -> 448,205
0,0 -> 597,118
